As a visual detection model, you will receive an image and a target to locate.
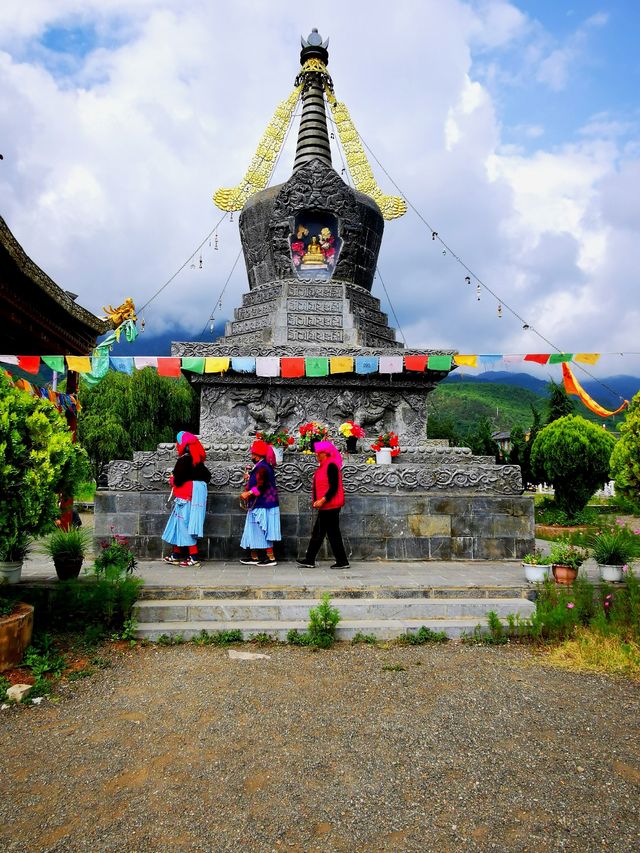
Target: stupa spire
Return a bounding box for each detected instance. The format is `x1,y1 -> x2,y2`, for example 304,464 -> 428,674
293,29 -> 332,172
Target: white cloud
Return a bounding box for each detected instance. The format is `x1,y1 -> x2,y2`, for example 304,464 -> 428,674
0,0 -> 637,380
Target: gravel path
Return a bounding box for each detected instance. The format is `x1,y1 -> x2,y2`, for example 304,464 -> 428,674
1,643 -> 639,852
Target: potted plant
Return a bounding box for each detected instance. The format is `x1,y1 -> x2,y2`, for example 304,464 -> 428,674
370,431 -> 401,464
0,595 -> 34,672
41,527 -> 92,581
298,422 -> 330,454
588,523 -> 640,583
338,420 -> 365,453
255,428 -> 295,464
549,540 -> 588,586
0,535 -> 31,585
521,550 -> 553,584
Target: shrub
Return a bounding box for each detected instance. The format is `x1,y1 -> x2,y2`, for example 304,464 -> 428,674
610,391 -> 640,504
0,372 -> 89,560
531,415 -> 616,516
307,594 -> 341,648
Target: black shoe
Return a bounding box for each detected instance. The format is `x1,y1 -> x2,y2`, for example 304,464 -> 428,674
297,560 -> 315,568
257,558 -> 277,567
330,562 -> 350,570
240,557 -> 259,565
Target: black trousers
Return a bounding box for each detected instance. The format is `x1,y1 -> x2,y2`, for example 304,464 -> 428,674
305,508 -> 348,565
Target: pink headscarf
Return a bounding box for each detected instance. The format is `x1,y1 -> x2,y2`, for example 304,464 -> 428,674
314,440 -> 343,469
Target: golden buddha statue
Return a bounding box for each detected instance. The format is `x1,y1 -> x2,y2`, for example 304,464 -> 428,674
300,236 -> 327,269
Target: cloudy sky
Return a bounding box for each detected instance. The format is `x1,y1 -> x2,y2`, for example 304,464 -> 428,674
1,0 -> 639,379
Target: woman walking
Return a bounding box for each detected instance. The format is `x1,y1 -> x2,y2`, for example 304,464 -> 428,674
163,431 -> 211,567
297,440 -> 350,569
239,439 -> 281,567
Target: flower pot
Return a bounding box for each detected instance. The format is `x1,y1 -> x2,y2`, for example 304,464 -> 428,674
375,447 -> 392,465
272,446 -> 284,464
0,561 -> 23,585
599,564 -> 624,583
345,436 -> 358,454
0,603 -> 34,672
552,564 -> 578,586
523,563 -> 549,584
53,557 -> 83,581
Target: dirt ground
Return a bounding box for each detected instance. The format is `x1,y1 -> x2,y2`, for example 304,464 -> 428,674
1,642 -> 639,853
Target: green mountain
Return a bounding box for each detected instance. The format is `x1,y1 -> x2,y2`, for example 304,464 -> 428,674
428,381 -> 543,434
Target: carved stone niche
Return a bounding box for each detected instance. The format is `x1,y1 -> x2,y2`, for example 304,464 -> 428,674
199,383 -> 429,444
239,158 -> 384,292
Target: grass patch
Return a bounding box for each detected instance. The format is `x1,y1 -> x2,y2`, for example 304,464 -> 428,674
540,629 -> 640,680
382,664 -> 406,672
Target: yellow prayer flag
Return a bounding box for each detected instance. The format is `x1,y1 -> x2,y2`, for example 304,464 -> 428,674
66,356 -> 92,372
453,354 -> 478,367
204,357 -> 230,373
330,356 -> 354,374
574,353 -> 600,365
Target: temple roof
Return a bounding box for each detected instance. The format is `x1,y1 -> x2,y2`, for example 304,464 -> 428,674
0,215 -> 108,354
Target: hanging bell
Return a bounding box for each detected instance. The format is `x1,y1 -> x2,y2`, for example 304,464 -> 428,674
497,303 -> 503,318
199,255 -> 203,269
465,276 -> 471,285
330,131 -> 335,139
214,233 -> 219,250
476,284 -> 481,301
230,211 -> 234,222
432,232 -> 438,240
140,317 -> 145,332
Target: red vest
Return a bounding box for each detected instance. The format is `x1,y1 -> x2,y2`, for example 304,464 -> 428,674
313,461 -> 345,510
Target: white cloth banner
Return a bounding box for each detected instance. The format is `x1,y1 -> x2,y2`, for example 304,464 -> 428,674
0,355 -> 19,365
378,355 -> 403,374
255,357 -> 280,377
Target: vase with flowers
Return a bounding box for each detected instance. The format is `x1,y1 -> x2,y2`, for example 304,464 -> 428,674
549,540 -> 588,586
339,421 -> 365,454
255,428 -> 295,463
298,422 -> 330,454
521,550 -> 553,584
370,431 -> 401,465
588,521 -> 640,582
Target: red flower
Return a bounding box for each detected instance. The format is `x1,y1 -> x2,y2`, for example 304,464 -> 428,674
291,241 -> 305,253
287,436 -> 295,445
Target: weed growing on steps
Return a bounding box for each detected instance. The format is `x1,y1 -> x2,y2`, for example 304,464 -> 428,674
351,632 -> 378,645
287,594 -> 342,648
191,629 -> 244,646
397,626 -> 449,645
382,664 -> 406,672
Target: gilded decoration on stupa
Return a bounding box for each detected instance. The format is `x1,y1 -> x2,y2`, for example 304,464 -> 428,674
213,52 -> 406,220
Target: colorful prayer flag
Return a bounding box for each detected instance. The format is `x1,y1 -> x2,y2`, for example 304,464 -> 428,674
280,358 -> 305,378
330,357 -> 354,374
305,357 -> 329,377
427,355 -> 453,371
157,358 -> 181,377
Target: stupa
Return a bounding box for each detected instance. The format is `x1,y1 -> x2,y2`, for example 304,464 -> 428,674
97,30 -> 534,561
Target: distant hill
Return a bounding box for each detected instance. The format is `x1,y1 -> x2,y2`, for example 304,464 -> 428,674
435,371 -> 636,432
106,321 -> 227,356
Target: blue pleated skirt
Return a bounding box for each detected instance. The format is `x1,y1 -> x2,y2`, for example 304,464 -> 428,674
240,506 -> 281,549
162,483 -> 207,547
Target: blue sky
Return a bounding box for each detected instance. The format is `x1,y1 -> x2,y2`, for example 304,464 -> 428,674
1,0 -> 639,387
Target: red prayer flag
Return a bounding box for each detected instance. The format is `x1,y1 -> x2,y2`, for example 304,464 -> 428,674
524,353 -> 550,365
404,355 -> 428,372
280,357 -> 305,378
157,358 -> 181,377
18,356 -> 40,374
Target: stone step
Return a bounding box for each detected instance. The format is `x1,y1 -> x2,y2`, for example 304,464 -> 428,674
138,585 -> 533,601
136,618 -> 513,642
135,597 -> 534,625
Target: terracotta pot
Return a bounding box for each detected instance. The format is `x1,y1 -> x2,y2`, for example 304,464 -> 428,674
54,557 -> 83,581
552,563 -> 578,586
0,603 -> 34,672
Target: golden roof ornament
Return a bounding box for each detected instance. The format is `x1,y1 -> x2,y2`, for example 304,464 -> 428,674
213,29 -> 406,221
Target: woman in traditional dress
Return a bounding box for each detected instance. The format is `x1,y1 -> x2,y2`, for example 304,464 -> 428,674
162,431 -> 211,567
297,440 -> 350,569
239,439 -> 281,567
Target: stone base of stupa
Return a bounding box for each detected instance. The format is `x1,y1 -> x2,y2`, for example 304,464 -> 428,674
95,439 -> 534,561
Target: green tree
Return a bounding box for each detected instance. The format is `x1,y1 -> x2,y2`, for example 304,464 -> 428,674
610,391 -> 640,506
466,417 -> 499,460
530,414 -> 616,516
0,372 -> 88,559
546,379 -> 575,424
426,411 -> 465,447
520,404 -> 542,489
77,369 -> 198,481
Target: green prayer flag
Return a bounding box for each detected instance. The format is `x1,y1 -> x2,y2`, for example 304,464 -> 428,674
427,355 -> 453,371
42,356 -> 65,373
548,353 -> 573,364
305,357 -> 329,377
181,357 -> 205,374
